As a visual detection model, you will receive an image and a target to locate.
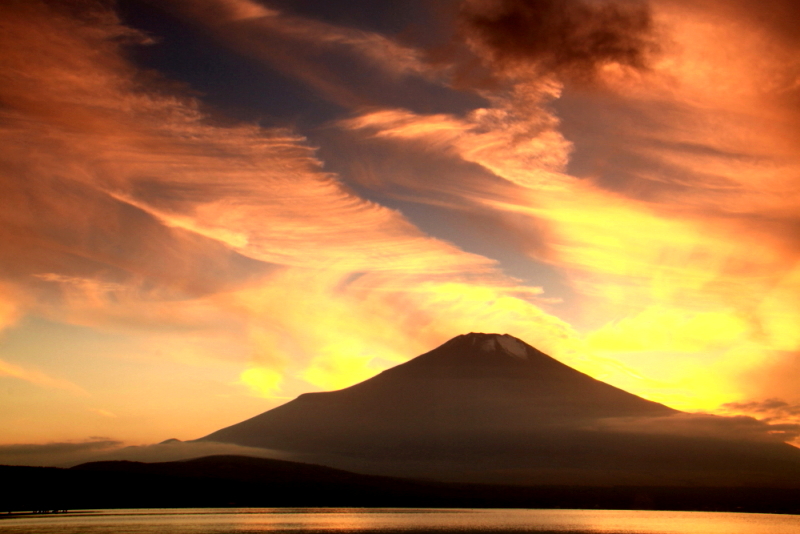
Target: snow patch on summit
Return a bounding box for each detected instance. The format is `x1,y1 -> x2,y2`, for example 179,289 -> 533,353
477,334 -> 528,360
498,335 -> 528,359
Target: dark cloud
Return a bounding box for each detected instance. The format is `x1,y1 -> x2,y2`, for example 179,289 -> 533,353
722,399 -> 800,421
0,438 -> 124,467
90,441 -> 300,465
0,439 -> 302,467
459,0 -> 659,82
0,439 -> 122,456
593,412 -> 800,444
734,354 -> 800,414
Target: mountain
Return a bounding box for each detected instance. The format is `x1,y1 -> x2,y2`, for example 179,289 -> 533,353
5,455 -> 800,513
200,333 -> 800,486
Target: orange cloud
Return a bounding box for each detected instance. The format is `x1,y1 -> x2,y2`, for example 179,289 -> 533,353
0,284 -> 25,334
0,1 -> 592,446
343,98 -> 799,407
219,268 -> 583,393
336,0 -> 800,413
3,0 -> 799,445
0,1 -> 494,293
171,0 -> 426,73
0,358 -> 87,396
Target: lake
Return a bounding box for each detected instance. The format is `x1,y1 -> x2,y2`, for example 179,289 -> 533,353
1,508 -> 800,534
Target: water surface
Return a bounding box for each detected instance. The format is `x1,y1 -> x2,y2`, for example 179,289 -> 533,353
2,508 -> 800,534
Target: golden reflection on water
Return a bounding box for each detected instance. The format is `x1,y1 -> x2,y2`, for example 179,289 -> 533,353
2,508 -> 800,534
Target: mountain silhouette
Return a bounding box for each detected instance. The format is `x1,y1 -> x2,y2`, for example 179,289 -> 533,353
6,455 -> 800,512
200,333 -> 800,486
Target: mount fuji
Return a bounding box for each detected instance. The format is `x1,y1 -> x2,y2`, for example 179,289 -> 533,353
200,333 -> 800,486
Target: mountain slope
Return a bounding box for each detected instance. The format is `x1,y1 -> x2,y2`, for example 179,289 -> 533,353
199,333 -> 800,486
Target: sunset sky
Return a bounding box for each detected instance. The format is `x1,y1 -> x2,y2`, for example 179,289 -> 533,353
1,0 -> 799,459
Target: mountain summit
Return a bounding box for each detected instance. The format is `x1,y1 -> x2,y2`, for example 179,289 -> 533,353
200,333 -> 800,486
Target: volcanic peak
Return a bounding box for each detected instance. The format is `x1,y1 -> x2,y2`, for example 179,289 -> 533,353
388,332 -> 568,377
458,332 -> 529,360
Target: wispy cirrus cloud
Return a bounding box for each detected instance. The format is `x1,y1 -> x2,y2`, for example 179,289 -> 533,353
123,0 -> 800,417
330,0 -> 800,411
0,0 -> 494,291
2,0 -> 799,446
0,0 -> 586,444
0,358 -> 87,396
156,0 -> 449,110
168,0 -> 427,74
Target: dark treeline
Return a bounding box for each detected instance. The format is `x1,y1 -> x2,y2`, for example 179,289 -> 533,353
2,455 -> 800,514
